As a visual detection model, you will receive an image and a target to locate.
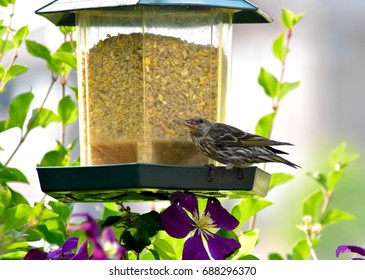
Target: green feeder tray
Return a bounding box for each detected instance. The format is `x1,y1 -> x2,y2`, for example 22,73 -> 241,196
37,164 -> 270,202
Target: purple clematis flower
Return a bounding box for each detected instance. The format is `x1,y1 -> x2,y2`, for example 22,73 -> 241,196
161,192 -> 240,260
68,213 -> 126,260
25,213 -> 126,260
336,244 -> 365,260
24,237 -> 88,260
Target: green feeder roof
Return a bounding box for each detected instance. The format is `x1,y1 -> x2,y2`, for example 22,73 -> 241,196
36,0 -> 272,26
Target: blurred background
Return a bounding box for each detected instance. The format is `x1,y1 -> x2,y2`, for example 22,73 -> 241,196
0,0 -> 364,259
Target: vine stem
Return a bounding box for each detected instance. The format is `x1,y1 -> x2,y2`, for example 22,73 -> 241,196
4,74 -> 58,167
60,77 -> 67,145
248,28 -> 293,231
305,230 -> 318,260
0,4 -> 15,60
321,190 -> 333,216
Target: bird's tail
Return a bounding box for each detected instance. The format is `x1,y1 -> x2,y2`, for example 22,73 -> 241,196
274,155 -> 301,169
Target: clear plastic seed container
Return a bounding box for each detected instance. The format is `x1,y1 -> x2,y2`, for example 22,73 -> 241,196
77,6 -> 233,166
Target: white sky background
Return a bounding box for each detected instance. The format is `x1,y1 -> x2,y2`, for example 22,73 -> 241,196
1,0 -> 365,259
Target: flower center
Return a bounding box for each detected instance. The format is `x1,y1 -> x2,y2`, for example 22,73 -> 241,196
103,240 -> 120,258
192,210 -> 216,236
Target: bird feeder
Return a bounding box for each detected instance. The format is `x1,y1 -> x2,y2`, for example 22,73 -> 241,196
36,0 -> 272,202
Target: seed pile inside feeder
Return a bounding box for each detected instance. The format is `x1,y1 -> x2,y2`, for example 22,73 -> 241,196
81,33 -> 220,165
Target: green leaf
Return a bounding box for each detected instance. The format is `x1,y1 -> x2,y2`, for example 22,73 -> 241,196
302,190 -> 323,221
69,85 -> 78,101
52,51 -> 77,70
36,223 -> 65,245
307,172 -> 327,189
231,198 -> 273,229
279,81 -> 300,101
13,25 -> 29,48
327,169 -> 344,191
121,228 -> 151,253
7,64 -> 28,77
32,202 -> 60,221
329,142 -> 359,169
39,150 -> 67,166
0,24 -> 6,38
25,40 -> 52,62
58,95 -> 78,125
255,112 -> 276,138
0,0 -> 15,7
0,39 -> 14,56
321,209 -> 355,226
232,229 -> 259,259
0,185 -> 12,216
8,91 -> 34,128
236,254 -> 260,260
1,65 -> 29,87
141,249 -> 160,260
272,33 -> 285,61
57,41 -> 77,53
102,202 -> 120,220
289,238 -> 319,260
330,143 -> 347,169
281,9 -> 295,29
0,64 -> 4,79
0,251 -> 27,260
293,13 -> 305,28
269,172 -> 295,190
268,252 -> 285,260
258,67 -> 279,98
217,228 -> 238,241
59,26 -> 76,35
140,211 -> 162,237
38,140 -> 78,167
281,9 -> 305,30
152,238 -> 176,260
0,204 -> 32,233
25,40 -> 61,73
27,108 -> 61,131
48,200 -> 72,223
0,164 -> 28,184
9,188 -> 29,206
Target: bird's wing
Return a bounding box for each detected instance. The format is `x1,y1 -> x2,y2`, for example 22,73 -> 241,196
210,123 -> 293,148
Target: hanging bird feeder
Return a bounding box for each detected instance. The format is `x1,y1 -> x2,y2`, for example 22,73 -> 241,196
36,0 -> 272,202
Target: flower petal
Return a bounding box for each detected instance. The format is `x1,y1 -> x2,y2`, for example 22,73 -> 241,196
205,198 -> 239,230
161,204 -> 194,238
182,231 -> 210,260
170,192 -> 198,214
206,233 -> 241,260
47,237 -> 79,260
101,228 -> 126,259
24,249 -> 48,260
71,239 -> 90,260
91,243 -> 109,260
68,213 -> 100,242
336,244 -> 365,258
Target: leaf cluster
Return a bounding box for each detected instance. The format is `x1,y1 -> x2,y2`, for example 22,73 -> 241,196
0,1 -> 79,258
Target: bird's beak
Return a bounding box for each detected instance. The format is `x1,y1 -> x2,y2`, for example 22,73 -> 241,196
184,120 -> 197,130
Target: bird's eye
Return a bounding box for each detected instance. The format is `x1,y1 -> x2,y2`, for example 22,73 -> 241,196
198,119 -> 204,124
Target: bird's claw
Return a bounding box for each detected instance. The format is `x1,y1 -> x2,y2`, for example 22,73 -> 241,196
237,168 -> 245,180
205,164 -> 216,182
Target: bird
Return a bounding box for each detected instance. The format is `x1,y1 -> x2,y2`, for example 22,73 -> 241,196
185,117 -> 300,171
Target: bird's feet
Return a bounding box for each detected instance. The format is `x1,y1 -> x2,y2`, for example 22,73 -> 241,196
205,164 -> 216,182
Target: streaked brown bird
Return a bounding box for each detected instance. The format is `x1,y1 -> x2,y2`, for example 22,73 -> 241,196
185,117 -> 300,169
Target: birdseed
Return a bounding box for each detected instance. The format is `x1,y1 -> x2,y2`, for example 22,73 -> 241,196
81,33 -> 221,165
